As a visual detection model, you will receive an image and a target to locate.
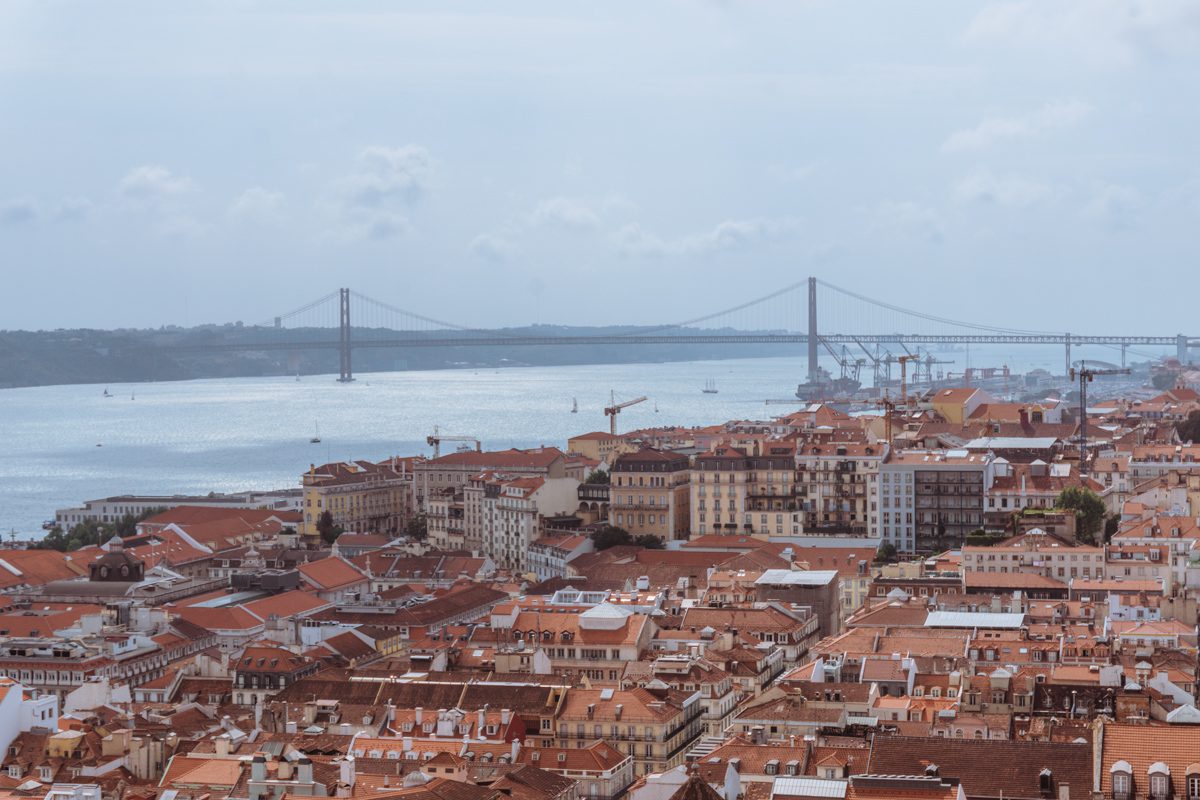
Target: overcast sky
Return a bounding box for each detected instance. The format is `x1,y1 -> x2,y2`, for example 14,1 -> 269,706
1,1 -> 1198,333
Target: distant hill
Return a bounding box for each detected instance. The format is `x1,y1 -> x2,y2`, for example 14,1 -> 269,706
0,324 -> 796,388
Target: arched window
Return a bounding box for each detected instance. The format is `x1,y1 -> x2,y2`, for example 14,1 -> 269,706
1111,760 -> 1132,800
1149,763 -> 1170,800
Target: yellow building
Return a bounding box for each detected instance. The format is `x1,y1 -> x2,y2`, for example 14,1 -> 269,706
610,449 -> 691,541
300,457 -> 418,542
568,431 -> 630,464
928,387 -> 994,425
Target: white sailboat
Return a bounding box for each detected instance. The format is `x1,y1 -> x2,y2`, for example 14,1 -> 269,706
571,397 -> 578,413
702,379 -> 718,394
310,421 -> 321,444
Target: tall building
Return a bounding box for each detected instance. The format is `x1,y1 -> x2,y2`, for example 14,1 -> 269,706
879,450 -> 994,553
415,448 -> 571,509
610,449 -> 691,541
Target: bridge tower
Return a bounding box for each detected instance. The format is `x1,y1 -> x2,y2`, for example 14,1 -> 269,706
807,276 -> 819,382
337,287 -> 353,383
1179,334 -> 1190,366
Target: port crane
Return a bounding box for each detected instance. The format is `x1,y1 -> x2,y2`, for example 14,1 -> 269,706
896,354 -> 921,407
604,392 -> 646,435
1069,366 -> 1130,474
426,426 -> 482,458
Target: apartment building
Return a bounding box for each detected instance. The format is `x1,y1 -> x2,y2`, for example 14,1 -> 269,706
691,445 -> 796,538
794,441 -> 885,539
555,687 -> 704,776
961,530 -> 1105,583
879,450 -> 994,553
610,449 -> 691,541
299,458 -> 417,542
415,448 -> 571,510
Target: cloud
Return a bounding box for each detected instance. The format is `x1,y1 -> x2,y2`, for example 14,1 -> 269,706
963,1 -> 1200,65
530,196 -> 601,230
228,187 -> 286,222
942,100 -> 1091,152
469,233 -> 514,262
875,201 -> 945,243
613,217 -> 797,258
54,196 -> 92,222
341,145 -> 432,209
118,165 -> 194,199
953,169 -> 1052,207
1,198 -> 37,226
1082,182 -> 1143,228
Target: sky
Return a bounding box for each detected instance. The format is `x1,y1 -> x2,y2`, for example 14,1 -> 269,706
1,1 -> 1198,333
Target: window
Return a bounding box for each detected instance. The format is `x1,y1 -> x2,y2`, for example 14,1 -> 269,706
1150,774 -> 1168,800
1112,770 -> 1131,799
1186,773 -> 1200,800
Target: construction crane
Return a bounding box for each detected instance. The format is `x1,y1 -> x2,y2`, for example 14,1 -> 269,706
1069,366 -> 1130,474
604,391 -> 646,435
426,425 -> 481,458
896,354 -> 920,407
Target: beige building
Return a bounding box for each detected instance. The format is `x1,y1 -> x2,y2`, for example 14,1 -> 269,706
691,444 -> 797,537
568,432 -> 630,464
555,687 -> 704,776
299,458 -> 417,543
610,449 -> 691,541
415,447 -> 570,510
795,441 -> 885,540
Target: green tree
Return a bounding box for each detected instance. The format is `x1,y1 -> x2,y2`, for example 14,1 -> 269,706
315,510 -> 341,545
1104,514 -> 1120,543
633,534 -> 665,549
404,513 -> 428,541
584,469 -> 610,485
1056,486 -> 1107,545
875,542 -> 898,563
590,525 -> 632,551
1176,410 -> 1200,443
1152,373 -> 1177,390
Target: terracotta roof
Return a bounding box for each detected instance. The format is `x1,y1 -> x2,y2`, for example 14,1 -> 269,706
867,736 -> 1091,800
298,556 -> 370,591
518,741 -> 627,773
242,589 -> 331,620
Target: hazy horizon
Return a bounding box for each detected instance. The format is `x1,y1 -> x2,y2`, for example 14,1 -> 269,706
2,2 -> 1198,333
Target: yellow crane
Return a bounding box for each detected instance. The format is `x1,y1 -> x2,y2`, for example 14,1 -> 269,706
604,392 -> 646,435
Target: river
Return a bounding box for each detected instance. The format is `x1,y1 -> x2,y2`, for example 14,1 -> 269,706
0,344 -> 1159,533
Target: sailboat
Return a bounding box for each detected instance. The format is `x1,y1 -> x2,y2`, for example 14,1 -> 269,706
571,397 -> 578,414
130,390 -> 135,401
654,401 -> 659,413
702,379 -> 718,394
102,388 -> 111,398
310,421 -> 321,444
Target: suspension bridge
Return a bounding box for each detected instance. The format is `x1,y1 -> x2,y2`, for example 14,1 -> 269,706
168,278 -> 1194,383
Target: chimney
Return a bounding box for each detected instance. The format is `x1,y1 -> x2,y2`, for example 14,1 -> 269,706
501,709 -> 511,726
297,757 -> 313,784
278,760 -> 294,780
403,737 -> 413,752
478,708 -> 487,733
1058,785 -> 1070,800
215,735 -> 231,757
251,755 -> 267,782
415,707 -> 423,725
511,739 -> 520,762
925,764 -> 939,778
339,756 -> 356,792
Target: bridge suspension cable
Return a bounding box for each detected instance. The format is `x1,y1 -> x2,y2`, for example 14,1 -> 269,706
815,279 -> 1063,336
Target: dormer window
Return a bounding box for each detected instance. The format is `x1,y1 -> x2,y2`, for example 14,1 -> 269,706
1111,760 -> 1132,800
1149,763 -> 1170,800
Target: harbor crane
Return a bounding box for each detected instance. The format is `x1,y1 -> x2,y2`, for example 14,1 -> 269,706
604,392 -> 646,435
1069,366 -> 1130,474
426,425 -> 481,458
896,354 -> 921,407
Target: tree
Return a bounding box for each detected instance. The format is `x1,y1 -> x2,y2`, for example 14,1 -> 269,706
633,534 -> 665,549
590,525 -> 632,551
875,542 -> 898,563
315,510 -> 342,545
1056,486 -> 1106,545
1104,514 -> 1120,543
584,469 -> 610,485
1152,372 -> 1177,390
404,513 -> 428,541
1176,410 -> 1200,444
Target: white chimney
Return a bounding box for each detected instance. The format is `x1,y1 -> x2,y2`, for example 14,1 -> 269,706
511,739 -> 520,762
478,708 -> 486,733
339,756 -> 355,790
403,737 -> 413,752
415,707 -> 423,725
501,709 -> 511,726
